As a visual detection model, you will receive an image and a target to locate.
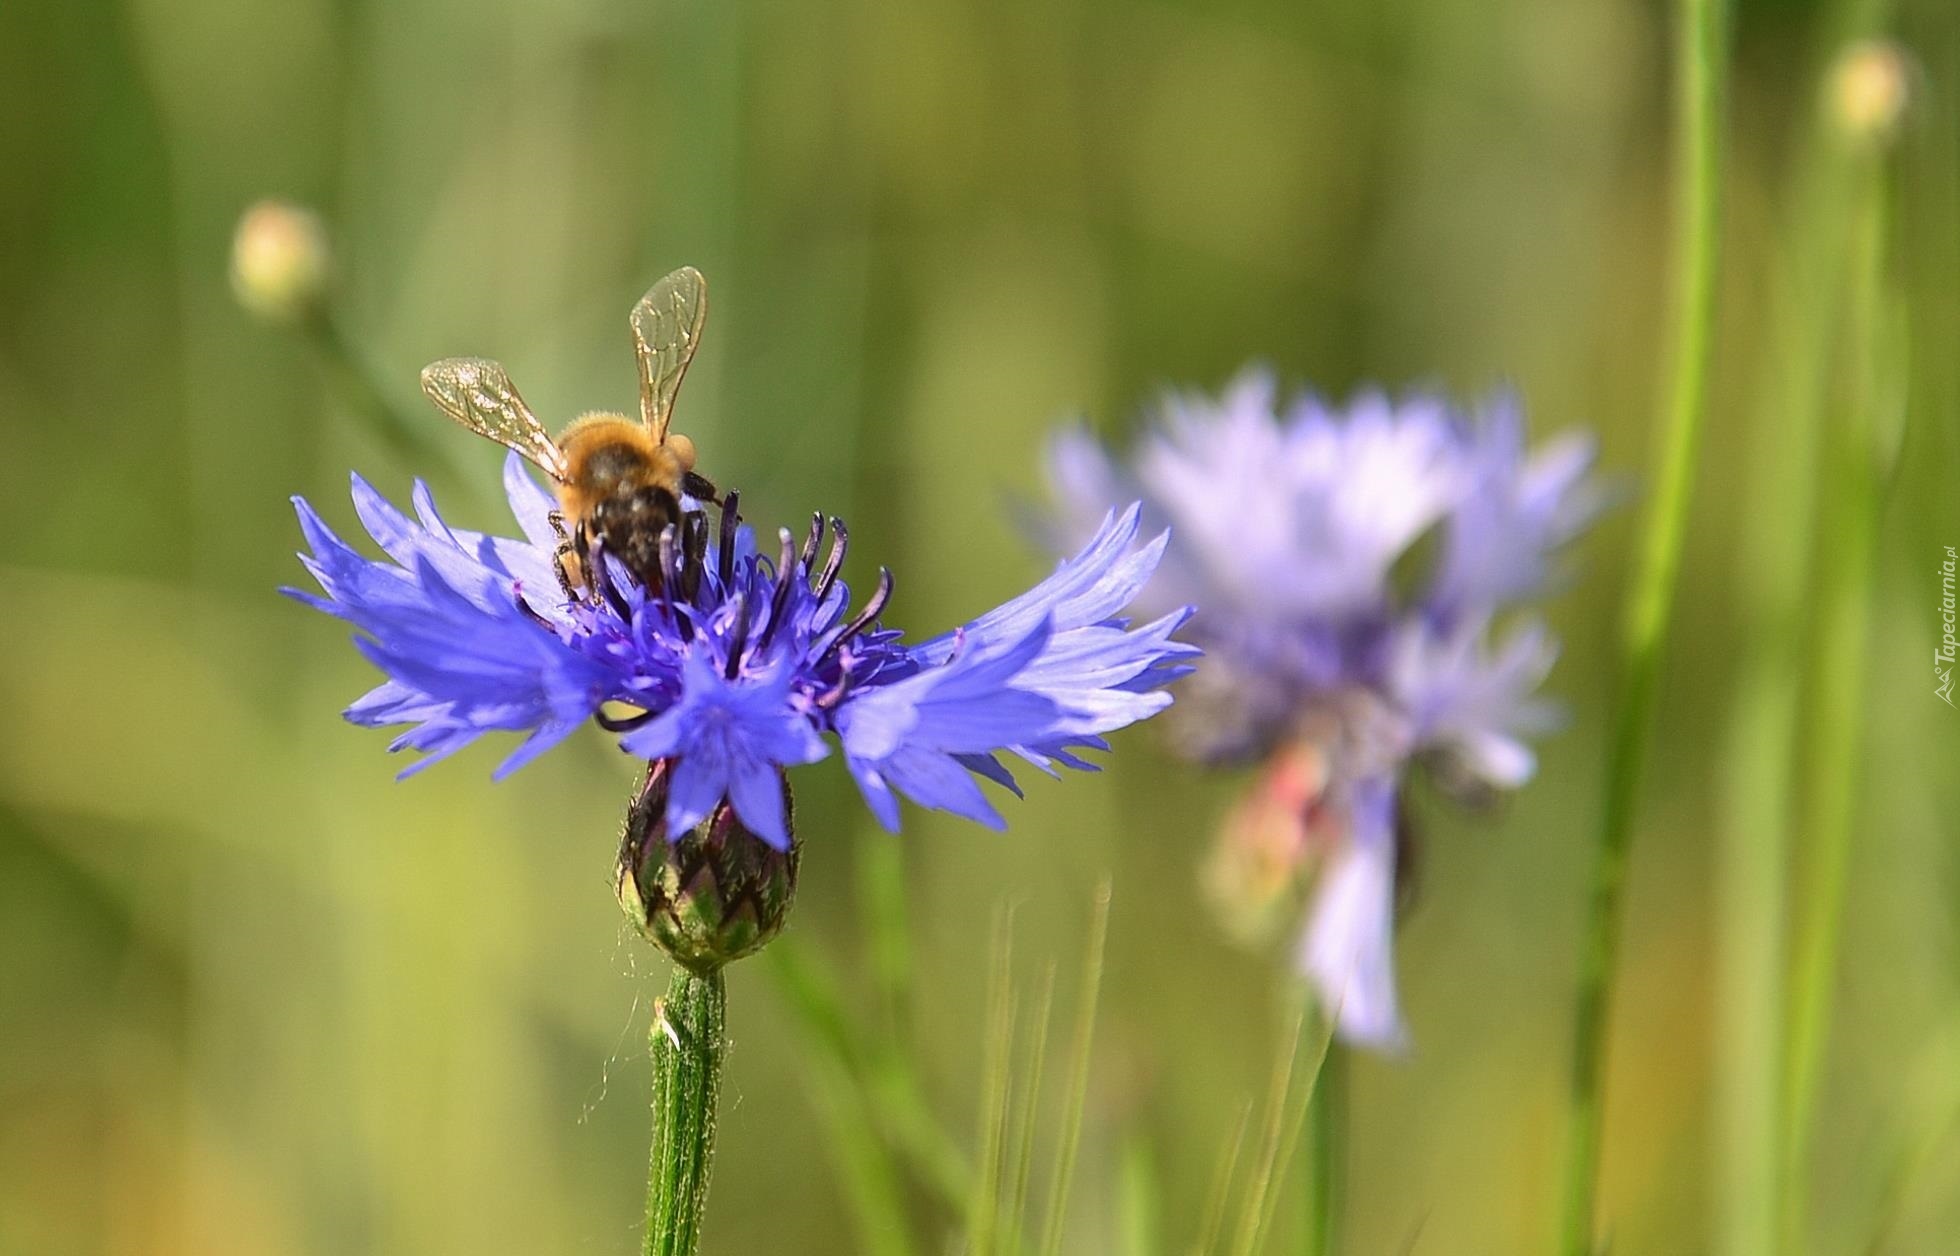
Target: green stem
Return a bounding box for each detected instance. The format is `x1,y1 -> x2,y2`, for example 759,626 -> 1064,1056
1558,0 -> 1727,1249
644,965 -> 727,1256
304,310 -> 476,484
1779,163 -> 1889,1256
1304,1041 -> 1346,1256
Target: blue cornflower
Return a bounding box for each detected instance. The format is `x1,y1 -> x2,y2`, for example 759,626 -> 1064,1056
1043,370 -> 1602,1048
290,454 -> 1195,848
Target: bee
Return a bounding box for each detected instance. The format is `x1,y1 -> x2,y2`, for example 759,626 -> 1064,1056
418,266 -> 720,599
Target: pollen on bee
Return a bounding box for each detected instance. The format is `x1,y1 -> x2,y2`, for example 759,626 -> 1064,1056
666,433 -> 698,472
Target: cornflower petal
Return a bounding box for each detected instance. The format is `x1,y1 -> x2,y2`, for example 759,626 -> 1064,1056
293,451 -> 1191,836
1300,778 -> 1407,1049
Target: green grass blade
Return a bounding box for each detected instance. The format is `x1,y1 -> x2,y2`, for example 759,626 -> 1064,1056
1037,879 -> 1114,1256
1780,155 -> 1894,1256
1226,1006 -> 1309,1256
968,905 -> 1021,1256
859,831 -> 915,1050
1559,0 -> 1729,1248
767,936 -> 974,1214
1005,962 -> 1058,1254
765,941 -> 917,1255
797,1048 -> 917,1256
1194,1101 -> 1255,1256
1120,1135 -> 1163,1256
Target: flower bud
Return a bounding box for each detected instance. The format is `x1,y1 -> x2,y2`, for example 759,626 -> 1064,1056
616,760 -> 800,973
1828,40 -> 1911,149
230,200 -> 332,324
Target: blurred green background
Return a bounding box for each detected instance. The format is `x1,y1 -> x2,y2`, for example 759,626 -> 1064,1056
1,0 -> 1956,1252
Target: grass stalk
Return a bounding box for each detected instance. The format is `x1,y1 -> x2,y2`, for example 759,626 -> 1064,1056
1037,880 -> 1113,1256
968,907 -> 1021,1256
1120,1136 -> 1163,1256
1557,0 -> 1728,1248
1302,1040 -> 1345,1256
1780,160 -> 1892,1255
1195,1102 -> 1255,1256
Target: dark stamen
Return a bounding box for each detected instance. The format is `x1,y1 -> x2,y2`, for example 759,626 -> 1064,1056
815,654 -> 856,710
723,593 -> 751,680
656,526 -> 693,641
680,513 -> 708,602
814,518 -> 849,602
799,513 -> 825,572
756,529 -> 799,653
717,490 -> 741,586
816,566 -> 893,658
595,707 -> 655,733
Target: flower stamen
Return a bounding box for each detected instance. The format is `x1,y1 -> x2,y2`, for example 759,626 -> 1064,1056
716,490 -> 741,586
814,518 -> 849,602
596,707 -> 657,733
814,567 -> 894,659
723,593 -> 752,680
756,529 -> 800,653
799,513 -> 825,572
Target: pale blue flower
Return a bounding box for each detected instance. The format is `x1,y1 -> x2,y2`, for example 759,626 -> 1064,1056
1044,370 -> 1602,1047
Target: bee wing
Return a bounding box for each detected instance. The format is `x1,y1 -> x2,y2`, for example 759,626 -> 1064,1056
630,266 -> 708,442
419,357 -> 568,481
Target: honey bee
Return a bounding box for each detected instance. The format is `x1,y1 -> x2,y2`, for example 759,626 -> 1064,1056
418,266 -> 720,598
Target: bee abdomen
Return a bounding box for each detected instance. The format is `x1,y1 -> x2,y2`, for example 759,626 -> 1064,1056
592,484 -> 686,590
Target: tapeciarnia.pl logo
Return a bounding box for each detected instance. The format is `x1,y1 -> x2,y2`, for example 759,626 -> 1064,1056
1938,545 -> 1957,707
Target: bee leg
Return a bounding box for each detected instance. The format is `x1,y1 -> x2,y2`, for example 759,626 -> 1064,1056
682,472 -> 720,506
552,542 -> 582,602
585,533 -> 635,623
540,511 -> 583,601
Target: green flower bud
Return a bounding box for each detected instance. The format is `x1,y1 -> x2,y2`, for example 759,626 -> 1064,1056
1827,40 -> 1911,150
230,200 -> 331,324
616,760 -> 800,973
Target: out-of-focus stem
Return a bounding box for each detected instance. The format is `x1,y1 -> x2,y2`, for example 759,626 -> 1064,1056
644,965 -> 727,1256
1558,0 -> 1727,1249
304,312 -> 471,479
1303,1039 -> 1345,1256
1780,166 -> 1890,1255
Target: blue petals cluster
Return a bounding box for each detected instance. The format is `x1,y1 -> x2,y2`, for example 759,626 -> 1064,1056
1045,371 -> 1603,1047
291,454 -> 1196,846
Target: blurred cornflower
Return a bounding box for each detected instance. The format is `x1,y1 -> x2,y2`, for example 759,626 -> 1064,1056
1043,371 -> 1603,1047
289,453 -> 1196,850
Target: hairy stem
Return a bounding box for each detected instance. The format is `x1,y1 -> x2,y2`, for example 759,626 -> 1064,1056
644,966 -> 727,1256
